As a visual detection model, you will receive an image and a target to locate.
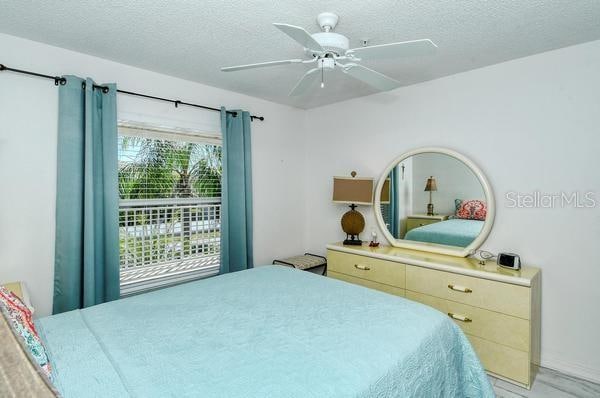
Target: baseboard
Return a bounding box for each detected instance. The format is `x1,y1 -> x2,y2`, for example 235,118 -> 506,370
541,353 -> 600,384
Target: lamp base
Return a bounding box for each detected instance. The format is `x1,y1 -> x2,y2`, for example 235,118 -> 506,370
427,203 -> 434,216
343,238 -> 363,246
341,204 -> 365,246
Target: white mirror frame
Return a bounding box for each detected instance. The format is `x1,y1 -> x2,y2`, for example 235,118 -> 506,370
374,147 -> 495,257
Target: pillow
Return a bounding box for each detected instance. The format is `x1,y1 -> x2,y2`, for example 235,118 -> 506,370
455,199 -> 487,221
3,281 -> 35,313
0,306 -> 58,397
0,286 -> 52,380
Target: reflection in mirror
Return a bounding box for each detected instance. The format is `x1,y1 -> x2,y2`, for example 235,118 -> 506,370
379,152 -> 487,248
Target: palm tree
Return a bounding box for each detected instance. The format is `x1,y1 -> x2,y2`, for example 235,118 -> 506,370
118,136 -> 222,199
192,145 -> 222,198
118,136 -> 222,262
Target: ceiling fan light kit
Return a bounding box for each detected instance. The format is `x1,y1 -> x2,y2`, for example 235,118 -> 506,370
316,12 -> 339,32
221,12 -> 437,97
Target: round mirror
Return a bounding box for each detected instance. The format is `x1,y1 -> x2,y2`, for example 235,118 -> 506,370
374,147 -> 494,257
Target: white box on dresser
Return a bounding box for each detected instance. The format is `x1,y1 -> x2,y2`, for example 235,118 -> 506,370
326,242 -> 541,389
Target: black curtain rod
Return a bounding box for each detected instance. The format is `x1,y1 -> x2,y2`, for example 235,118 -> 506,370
0,63 -> 264,121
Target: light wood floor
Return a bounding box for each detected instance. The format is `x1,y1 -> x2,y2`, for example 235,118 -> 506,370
490,367 -> 600,397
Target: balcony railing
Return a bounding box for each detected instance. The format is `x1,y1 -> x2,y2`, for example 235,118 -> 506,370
119,198 -> 221,294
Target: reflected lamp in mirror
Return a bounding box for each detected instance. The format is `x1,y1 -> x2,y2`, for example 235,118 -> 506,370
332,173 -> 374,246
380,178 -> 391,204
424,176 -> 437,216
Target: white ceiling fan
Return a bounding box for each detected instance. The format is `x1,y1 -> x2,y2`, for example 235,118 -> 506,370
221,12 -> 438,96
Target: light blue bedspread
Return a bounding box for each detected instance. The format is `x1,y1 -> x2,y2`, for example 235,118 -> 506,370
37,266 -> 493,397
405,219 -> 484,247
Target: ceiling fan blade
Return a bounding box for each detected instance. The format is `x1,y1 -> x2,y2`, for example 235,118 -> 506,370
347,39 -> 437,60
273,23 -> 323,52
342,64 -> 401,91
221,59 -> 304,72
289,68 -> 320,96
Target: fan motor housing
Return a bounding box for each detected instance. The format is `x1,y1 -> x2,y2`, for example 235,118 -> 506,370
309,32 -> 349,56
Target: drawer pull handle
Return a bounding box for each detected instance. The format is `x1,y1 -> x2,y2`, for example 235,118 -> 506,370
354,264 -> 371,271
448,312 -> 472,323
448,284 -> 472,293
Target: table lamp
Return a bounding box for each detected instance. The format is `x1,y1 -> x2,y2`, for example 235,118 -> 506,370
424,176 -> 437,216
332,172 -> 374,245
380,178 -> 391,204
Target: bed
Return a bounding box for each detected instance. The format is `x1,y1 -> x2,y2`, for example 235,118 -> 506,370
35,266 -> 493,397
404,219 -> 484,247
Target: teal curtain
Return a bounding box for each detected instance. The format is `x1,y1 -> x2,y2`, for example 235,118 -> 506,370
389,167 -> 400,238
53,77 -> 120,314
220,108 -> 253,274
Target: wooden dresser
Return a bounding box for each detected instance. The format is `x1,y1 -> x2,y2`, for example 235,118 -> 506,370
326,242 -> 541,389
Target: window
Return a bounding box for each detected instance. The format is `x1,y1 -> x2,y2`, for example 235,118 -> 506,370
117,122 -> 222,295
380,203 -> 391,229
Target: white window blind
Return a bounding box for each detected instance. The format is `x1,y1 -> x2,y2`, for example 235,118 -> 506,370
117,122 -> 222,295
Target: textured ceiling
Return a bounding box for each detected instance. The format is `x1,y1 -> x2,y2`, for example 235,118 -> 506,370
1,1 -> 600,109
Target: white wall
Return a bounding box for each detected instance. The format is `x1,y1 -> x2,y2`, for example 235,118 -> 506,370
0,33 -> 307,317
304,40 -> 600,382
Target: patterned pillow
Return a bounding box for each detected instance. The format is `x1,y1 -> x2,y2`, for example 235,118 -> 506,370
0,286 -> 52,380
455,199 -> 487,221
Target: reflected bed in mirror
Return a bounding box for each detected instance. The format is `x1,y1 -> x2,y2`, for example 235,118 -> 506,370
375,147 -> 494,257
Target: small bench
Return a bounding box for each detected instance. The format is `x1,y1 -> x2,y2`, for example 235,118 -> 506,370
273,253 -> 327,275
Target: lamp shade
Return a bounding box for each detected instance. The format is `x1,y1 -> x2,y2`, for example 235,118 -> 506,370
424,176 -> 437,192
332,176 -> 374,205
380,178 -> 391,204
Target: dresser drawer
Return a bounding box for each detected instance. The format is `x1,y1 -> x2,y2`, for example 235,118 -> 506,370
327,250 -> 405,288
406,291 -> 530,351
328,271 -> 405,297
406,265 -> 530,319
468,334 -> 530,386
